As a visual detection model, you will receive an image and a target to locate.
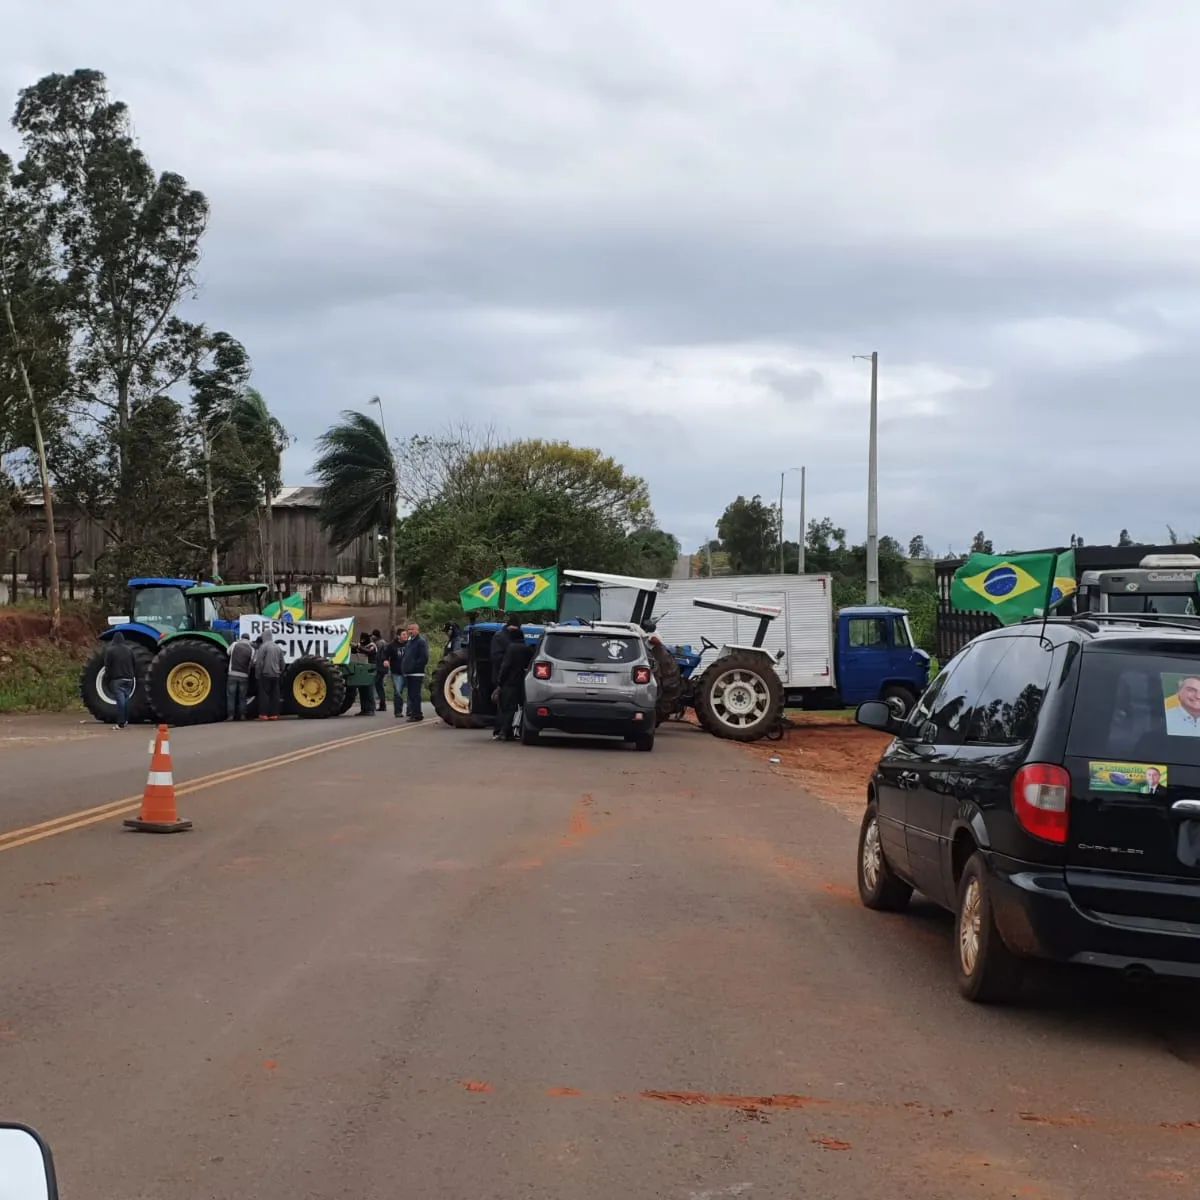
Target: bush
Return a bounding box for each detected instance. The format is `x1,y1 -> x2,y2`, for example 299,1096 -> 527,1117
0,641 -> 89,712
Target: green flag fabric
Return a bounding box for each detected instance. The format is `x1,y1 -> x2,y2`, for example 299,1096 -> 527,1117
951,550 -> 1077,625
503,566 -> 558,612
459,567 -> 559,613
460,571 -> 504,611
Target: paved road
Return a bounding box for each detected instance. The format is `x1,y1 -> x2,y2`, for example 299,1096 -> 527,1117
0,716 -> 1197,1198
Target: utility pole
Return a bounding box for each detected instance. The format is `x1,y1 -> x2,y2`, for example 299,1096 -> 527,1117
853,352 -> 880,604
779,466 -> 799,574
798,466 -> 806,573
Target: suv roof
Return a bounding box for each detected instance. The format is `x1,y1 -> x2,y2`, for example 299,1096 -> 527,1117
991,613 -> 1200,651
544,622 -> 646,638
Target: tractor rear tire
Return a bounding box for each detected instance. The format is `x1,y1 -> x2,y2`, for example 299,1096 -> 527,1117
338,687 -> 358,715
649,641 -> 682,726
284,656 -> 347,719
431,650 -> 486,728
694,651 -> 784,742
146,640 -> 229,726
80,642 -> 154,724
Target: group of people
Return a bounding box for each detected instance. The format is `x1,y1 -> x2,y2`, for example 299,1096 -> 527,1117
488,615 -> 536,742
226,629 -> 289,720
351,624 -> 429,721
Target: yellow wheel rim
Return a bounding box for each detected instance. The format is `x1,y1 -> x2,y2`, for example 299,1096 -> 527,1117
293,669 -> 328,709
166,662 -> 212,706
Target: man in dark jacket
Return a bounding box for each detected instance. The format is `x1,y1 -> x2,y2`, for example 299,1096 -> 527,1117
384,628 -> 409,718
371,628 -> 387,711
103,631 -> 136,729
400,622 -> 429,722
353,633 -> 377,716
495,637 -> 534,742
488,616 -> 521,698
227,633 -> 253,721
253,630 -> 286,720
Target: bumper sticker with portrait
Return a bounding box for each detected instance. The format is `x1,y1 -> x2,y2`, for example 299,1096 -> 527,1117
1088,761 -> 1169,794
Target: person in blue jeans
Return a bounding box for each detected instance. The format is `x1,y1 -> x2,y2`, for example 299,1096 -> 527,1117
400,622 -> 429,722
103,631 -> 136,728
384,628 -> 409,718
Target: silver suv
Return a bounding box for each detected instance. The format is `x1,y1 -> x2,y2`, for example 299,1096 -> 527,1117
522,624 -> 659,750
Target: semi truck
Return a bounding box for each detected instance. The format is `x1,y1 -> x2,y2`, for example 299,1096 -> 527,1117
652,574 -> 929,716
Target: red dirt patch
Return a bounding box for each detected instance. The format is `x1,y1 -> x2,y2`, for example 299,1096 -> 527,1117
743,717 -> 892,818
640,1090 -> 826,1112
0,609 -> 98,647
813,1136 -> 852,1150
461,1080 -> 494,1093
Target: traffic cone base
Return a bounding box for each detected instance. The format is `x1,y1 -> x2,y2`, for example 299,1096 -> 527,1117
126,723 -> 191,834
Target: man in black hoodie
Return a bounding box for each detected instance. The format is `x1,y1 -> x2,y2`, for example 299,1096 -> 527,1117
495,635 -> 534,742
103,631 -> 136,729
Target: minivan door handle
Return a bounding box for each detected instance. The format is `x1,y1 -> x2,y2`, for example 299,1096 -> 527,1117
1170,799 -> 1200,815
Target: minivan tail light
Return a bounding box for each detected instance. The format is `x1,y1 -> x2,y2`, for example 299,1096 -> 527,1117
632,666 -> 652,685
533,661 -> 551,680
1012,763 -> 1071,844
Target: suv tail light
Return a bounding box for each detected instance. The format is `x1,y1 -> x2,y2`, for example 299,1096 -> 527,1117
533,661 -> 552,681
632,666 -> 652,685
1012,763 -> 1071,844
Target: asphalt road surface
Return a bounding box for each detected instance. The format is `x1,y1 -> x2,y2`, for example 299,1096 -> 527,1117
0,712 -> 1197,1199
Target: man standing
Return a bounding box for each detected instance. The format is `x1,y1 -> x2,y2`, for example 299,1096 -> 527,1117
371,628 -> 387,711
401,622 -> 429,722
227,633 -> 253,721
384,628 -> 410,718
254,630 -> 286,720
489,617 -> 521,695
103,630 -> 136,729
495,633 -> 534,742
352,633 -> 377,716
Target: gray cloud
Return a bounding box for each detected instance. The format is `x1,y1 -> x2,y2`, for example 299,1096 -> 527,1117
4,0 -> 1199,557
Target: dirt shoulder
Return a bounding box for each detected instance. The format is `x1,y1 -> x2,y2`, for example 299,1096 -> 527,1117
737,714 -> 892,820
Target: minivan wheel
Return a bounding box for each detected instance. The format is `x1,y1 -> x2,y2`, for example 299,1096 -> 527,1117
856,802 -> 912,911
956,852 -> 1021,1004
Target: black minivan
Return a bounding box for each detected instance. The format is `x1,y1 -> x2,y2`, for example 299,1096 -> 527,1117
855,615 -> 1200,1002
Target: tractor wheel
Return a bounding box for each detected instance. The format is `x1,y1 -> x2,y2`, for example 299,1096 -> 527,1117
146,639 -> 229,726
284,656 -> 347,719
431,650 -> 486,729
694,651 -> 784,742
80,642 -> 153,725
338,687 -> 358,715
648,641 -> 682,726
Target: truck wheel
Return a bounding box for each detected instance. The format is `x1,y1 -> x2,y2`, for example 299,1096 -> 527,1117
284,656 -> 347,719
694,652 -> 784,742
882,684 -> 917,718
146,640 -> 229,726
431,650 -> 486,728
649,641 -> 682,726
80,643 -> 153,724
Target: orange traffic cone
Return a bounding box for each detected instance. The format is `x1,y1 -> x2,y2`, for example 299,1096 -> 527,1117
124,724 -> 192,833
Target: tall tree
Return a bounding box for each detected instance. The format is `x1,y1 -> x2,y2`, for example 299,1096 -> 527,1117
1117,528 -> 1133,547
624,527 -> 681,579
908,534 -> 928,559
717,495 -> 779,574
970,530 -> 993,554
231,387 -> 288,593
315,410 -> 398,630
12,70 -> 208,476
0,149 -> 72,631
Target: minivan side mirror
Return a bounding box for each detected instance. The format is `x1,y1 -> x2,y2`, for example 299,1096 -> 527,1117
0,1124 -> 58,1199
856,700 -> 899,732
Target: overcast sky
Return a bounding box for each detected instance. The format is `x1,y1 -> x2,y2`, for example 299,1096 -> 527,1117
3,1 -> 1195,555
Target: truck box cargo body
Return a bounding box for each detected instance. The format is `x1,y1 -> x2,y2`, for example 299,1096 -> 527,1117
656,574 -> 836,692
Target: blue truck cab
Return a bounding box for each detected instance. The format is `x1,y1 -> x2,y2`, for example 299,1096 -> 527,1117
832,605 -> 929,711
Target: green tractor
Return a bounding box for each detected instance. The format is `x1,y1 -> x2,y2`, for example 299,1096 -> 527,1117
80,577 -> 372,725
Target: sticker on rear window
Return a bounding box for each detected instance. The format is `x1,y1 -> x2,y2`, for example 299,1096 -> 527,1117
1088,761 -> 1168,794
1162,673 -> 1200,737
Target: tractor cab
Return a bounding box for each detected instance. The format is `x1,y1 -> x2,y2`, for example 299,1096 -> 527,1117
183,583 -> 271,639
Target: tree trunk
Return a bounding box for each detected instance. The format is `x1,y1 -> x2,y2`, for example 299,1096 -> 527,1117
1,291 -> 60,635
263,484 -> 276,594
388,510 -> 397,635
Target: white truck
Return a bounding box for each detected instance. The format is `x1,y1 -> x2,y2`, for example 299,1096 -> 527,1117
651,574 -> 930,731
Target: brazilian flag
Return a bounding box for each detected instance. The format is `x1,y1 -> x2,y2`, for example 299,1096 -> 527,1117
503,566 -> 558,612
263,591 -> 306,621
951,550 -> 1077,625
460,571 -> 504,612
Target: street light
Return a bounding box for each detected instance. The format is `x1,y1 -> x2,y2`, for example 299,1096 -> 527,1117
368,394 -> 388,443
797,466 -> 807,574
779,467 -> 800,574
852,352 -> 879,604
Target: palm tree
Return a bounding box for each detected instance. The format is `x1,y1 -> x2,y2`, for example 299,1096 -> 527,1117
231,388 -> 288,597
314,410 -> 398,631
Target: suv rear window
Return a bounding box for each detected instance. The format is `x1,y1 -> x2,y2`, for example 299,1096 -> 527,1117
544,633 -> 641,664
1067,646 -> 1200,762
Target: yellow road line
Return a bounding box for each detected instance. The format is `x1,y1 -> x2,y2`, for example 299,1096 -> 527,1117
0,721 -> 423,854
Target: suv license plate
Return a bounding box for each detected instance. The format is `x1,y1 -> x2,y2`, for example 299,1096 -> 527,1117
576,673 -> 608,684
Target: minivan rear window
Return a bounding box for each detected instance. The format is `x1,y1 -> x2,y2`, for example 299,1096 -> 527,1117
544,633 -> 640,664
1067,647 -> 1200,763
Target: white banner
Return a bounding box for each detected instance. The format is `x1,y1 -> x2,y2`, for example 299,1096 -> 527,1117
237,615 -> 355,665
